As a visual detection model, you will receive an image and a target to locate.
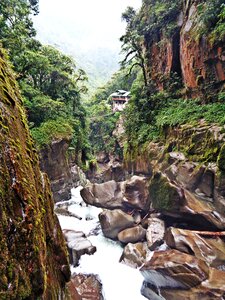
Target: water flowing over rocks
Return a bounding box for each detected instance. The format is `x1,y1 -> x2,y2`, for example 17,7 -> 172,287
79,121 -> 225,299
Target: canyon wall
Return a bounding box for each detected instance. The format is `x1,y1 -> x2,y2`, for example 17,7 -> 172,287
39,139 -> 73,202
0,49 -> 70,299
142,0 -> 225,98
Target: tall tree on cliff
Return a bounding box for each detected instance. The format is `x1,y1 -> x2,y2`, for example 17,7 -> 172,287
0,0 -> 89,163
0,0 -> 39,67
120,6 -> 148,87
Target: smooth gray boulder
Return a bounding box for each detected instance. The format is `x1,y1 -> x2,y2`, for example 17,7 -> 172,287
118,225 -> 146,244
99,209 -> 135,239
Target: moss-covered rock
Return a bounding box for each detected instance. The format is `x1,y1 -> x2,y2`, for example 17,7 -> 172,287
217,143 -> 225,171
0,48 -> 70,299
149,172 -> 183,211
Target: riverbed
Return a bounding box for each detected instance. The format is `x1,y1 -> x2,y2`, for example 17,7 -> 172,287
57,187 -> 146,300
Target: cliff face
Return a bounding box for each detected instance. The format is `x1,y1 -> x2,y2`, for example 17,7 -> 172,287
40,139 -> 73,202
0,49 -> 70,299
124,121 -> 225,223
142,0 -> 225,98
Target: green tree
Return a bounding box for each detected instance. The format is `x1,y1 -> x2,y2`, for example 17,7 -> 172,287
120,6 -> 148,86
0,0 -> 38,64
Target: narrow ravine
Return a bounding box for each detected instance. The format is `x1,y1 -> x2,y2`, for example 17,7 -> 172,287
57,187 -> 146,300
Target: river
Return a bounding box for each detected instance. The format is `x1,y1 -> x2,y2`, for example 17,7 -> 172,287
57,187 -> 146,300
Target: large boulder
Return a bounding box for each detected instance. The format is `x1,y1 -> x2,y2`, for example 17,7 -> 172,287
40,138 -> 73,202
80,180 -> 125,209
165,160 -> 214,200
123,176 -> 151,211
165,227 -> 225,268
181,190 -> 225,230
63,229 -> 96,266
140,249 -> 209,289
99,209 -> 135,239
120,242 -> 150,268
146,218 -> 165,250
67,274 -> 103,300
149,172 -> 225,230
117,225 -> 146,244
149,172 -> 185,211
141,268 -> 225,300
81,175 -> 152,212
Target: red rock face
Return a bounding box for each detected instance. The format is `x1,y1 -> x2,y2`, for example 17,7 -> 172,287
144,1 -> 225,97
145,37 -> 175,90
180,4 -> 225,92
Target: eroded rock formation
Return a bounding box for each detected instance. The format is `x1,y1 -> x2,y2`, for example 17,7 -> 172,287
82,120 -> 225,299
142,0 -> 225,99
39,138 -> 73,202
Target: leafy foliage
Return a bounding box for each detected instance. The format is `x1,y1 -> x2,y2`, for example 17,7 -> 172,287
85,66 -> 138,155
31,118 -> 74,148
192,1 -> 225,42
0,0 -> 89,163
121,0 -> 225,151
156,99 -> 225,127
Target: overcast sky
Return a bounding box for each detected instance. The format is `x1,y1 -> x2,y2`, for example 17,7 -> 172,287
33,0 -> 142,51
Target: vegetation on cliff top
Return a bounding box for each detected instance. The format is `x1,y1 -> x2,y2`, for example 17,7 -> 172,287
120,0 -> 225,150
0,0 -> 89,163
85,66 -> 138,156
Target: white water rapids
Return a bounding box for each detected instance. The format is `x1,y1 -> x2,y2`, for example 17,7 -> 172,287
57,187 -> 146,300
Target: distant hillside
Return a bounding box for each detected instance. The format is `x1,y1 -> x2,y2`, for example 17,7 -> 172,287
34,29 -> 120,91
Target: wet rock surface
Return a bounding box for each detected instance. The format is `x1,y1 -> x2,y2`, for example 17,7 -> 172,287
140,249 -> 209,289
165,227 -> 225,268
98,209 -> 135,239
81,175 -> 151,211
63,229 -> 96,267
146,218 -> 165,250
118,225 -> 146,244
67,274 -> 103,300
80,180 -> 125,209
120,242 -> 150,268
142,268 -> 225,300
123,176 -> 151,211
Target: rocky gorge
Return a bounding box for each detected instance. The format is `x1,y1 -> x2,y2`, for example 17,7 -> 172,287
77,121 -> 225,299
1,0 -> 225,299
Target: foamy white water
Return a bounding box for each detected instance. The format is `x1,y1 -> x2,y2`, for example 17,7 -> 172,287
57,187 -> 146,300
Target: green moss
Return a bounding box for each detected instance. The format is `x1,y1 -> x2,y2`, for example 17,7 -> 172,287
0,47 -> 70,299
149,172 -> 182,211
217,143 -> 225,170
